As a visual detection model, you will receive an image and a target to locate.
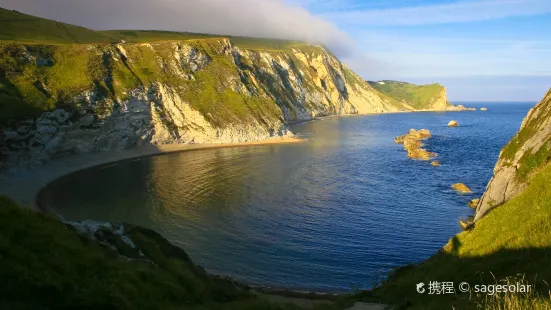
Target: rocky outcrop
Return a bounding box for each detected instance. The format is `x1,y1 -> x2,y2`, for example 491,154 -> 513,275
395,129 -> 436,161
448,104 -> 476,112
431,161 -> 440,167
452,183 -> 471,193
474,88 -> 551,221
468,198 -> 480,209
448,120 -> 459,127
480,107 -> 488,111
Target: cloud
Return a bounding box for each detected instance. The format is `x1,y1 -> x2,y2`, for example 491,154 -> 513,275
322,0 -> 551,26
0,0 -> 353,55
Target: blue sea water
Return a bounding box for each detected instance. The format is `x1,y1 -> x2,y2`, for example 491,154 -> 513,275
46,102 -> 533,292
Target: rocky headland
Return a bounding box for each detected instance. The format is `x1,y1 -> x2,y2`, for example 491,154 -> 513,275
368,80 -> 475,112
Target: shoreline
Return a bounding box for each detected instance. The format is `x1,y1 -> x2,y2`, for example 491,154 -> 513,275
0,136 -> 304,212
287,107 -> 477,125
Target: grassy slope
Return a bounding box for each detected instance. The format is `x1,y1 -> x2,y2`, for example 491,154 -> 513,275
103,30 -> 310,51
0,8 -> 111,44
0,195 -> 354,310
355,162 -> 551,309
368,80 -> 448,110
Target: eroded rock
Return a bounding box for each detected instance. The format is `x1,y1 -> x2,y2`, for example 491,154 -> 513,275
395,128 -> 436,161
468,198 -> 480,209
452,183 -> 471,193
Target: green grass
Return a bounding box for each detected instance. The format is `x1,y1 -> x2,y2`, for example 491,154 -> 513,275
0,195 -> 355,310
0,8 -> 111,44
368,80 -> 449,110
104,31 -> 312,51
354,162 -> 551,309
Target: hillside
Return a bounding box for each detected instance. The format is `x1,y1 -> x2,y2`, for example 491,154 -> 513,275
368,80 -> 457,111
357,90 -> 551,309
0,8 -> 111,44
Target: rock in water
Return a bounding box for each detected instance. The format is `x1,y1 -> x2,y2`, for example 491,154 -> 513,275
431,161 -> 440,167
452,183 -> 471,193
468,198 -> 480,209
480,107 -> 488,111
459,219 -> 474,231
394,129 -> 436,161
448,120 -> 459,127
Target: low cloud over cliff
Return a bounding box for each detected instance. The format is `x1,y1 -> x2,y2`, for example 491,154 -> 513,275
0,0 -> 352,55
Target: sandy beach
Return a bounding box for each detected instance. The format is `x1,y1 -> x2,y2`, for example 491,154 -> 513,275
0,136 -> 304,211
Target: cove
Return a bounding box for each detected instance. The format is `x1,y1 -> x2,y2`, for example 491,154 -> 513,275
42,103 -> 531,292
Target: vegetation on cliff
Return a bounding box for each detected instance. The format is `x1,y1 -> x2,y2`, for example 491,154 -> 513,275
499,89 -> 551,182
474,88 -> 551,221
367,80 -> 452,110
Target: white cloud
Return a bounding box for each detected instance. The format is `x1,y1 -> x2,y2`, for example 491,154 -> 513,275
322,0 -> 551,26
0,0 -> 353,55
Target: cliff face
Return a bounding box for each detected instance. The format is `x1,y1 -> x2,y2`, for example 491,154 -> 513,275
475,88 -> 551,221
0,39 -> 414,170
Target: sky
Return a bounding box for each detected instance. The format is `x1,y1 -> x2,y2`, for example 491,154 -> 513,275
1,0 -> 550,101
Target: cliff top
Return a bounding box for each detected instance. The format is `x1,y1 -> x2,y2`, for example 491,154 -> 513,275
0,7 -> 314,52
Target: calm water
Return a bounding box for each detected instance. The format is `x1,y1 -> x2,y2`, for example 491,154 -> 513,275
45,103 -> 533,292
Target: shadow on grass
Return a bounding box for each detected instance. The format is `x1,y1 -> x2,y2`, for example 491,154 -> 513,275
352,246 -> 551,309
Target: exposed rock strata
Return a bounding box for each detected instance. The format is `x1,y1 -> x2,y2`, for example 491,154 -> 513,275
474,88 -> 551,221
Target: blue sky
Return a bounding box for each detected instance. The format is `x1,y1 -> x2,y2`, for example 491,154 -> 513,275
3,0 -> 550,102
289,0 -> 551,101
